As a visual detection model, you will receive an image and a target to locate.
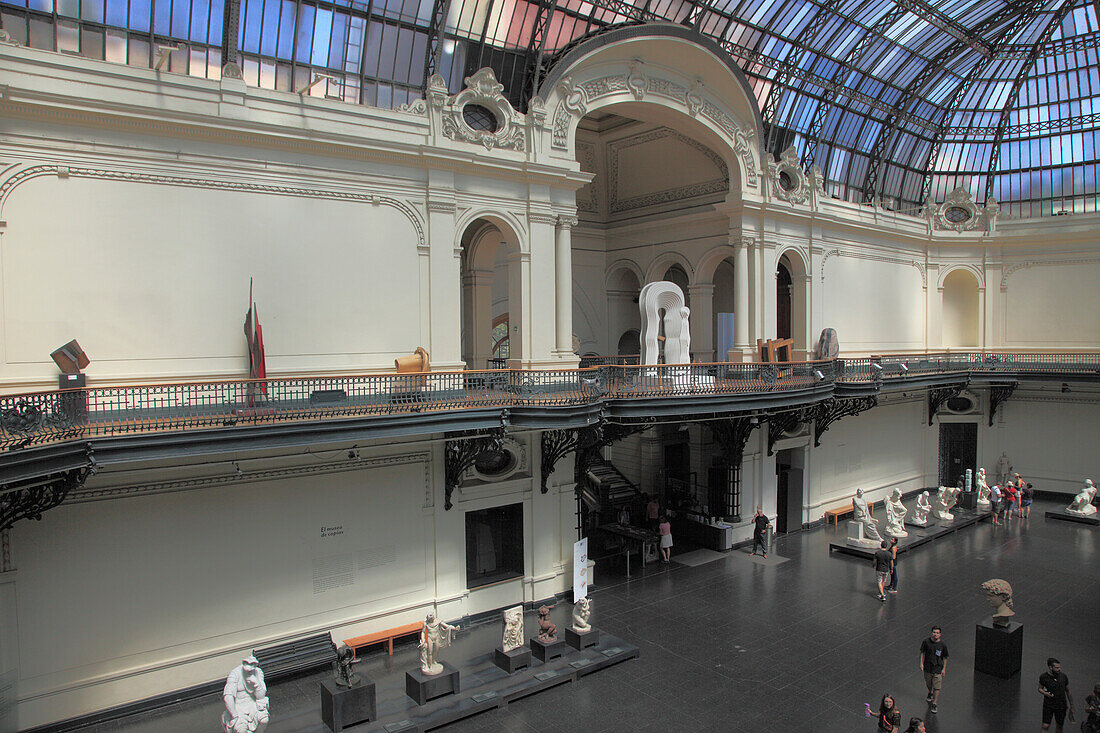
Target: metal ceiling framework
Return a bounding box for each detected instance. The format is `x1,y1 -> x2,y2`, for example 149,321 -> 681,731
1,0 -> 1096,215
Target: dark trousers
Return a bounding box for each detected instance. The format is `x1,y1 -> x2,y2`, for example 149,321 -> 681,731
888,567 -> 898,591
752,532 -> 767,554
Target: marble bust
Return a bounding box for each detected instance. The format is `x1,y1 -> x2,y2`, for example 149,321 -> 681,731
884,488 -> 909,538
932,486 -> 960,521
847,488 -> 883,548
419,612 -> 459,675
501,606 -> 523,652
221,656 -> 269,733
571,597 -> 592,633
976,468 -> 991,509
981,578 -> 1015,627
1066,479 -> 1098,516
909,491 -> 932,526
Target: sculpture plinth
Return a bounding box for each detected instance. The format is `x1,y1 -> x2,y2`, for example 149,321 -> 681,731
846,521 -> 879,548
530,636 -> 567,663
566,627 -> 600,651
974,618 -> 1023,679
320,678 -> 375,732
405,662 -> 459,705
493,646 -> 532,674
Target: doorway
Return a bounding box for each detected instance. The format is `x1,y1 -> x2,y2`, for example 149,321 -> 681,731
775,448 -> 804,533
938,423 -> 977,488
664,442 -> 691,504
777,261 -> 792,341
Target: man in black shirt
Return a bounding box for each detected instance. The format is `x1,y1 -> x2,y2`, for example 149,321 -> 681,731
873,540 -> 892,601
1039,657 -> 1075,731
919,626 -> 949,713
751,507 -> 770,558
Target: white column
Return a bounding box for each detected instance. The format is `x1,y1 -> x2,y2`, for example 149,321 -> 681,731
735,241 -> 750,352
554,216 -> 577,355
687,283 -> 715,362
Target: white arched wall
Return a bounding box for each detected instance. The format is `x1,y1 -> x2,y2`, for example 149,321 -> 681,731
777,248 -> 811,359
941,267 -> 981,349
460,215 -> 527,368
605,263 -> 643,357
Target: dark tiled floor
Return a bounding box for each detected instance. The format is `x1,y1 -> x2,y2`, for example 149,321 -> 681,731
78,499 -> 1099,732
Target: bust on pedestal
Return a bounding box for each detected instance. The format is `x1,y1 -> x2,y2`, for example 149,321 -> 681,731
975,579 -> 1022,678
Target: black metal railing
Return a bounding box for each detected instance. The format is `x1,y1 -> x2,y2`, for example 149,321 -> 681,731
1,351 -> 1097,451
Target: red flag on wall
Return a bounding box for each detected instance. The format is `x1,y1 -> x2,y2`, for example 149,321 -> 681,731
244,279 -> 268,405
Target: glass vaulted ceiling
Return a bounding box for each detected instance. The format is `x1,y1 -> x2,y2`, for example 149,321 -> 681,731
1,0 -> 1097,217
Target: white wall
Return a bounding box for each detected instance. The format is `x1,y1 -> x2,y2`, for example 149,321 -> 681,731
1002,263 -> 1100,347
821,256 -> 926,353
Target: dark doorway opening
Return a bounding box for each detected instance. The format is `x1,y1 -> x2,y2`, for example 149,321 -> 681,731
775,448 -> 803,533
777,261 -> 792,341
938,422 -> 977,488
664,442 -> 691,502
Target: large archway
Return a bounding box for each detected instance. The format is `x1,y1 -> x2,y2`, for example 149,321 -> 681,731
942,268 -> 980,348
460,218 -> 525,369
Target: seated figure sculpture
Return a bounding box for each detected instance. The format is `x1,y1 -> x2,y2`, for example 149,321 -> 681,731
1066,479 -> 1098,516
571,597 -> 592,633
977,468 -> 991,509
884,488 -> 909,538
846,488 -> 883,548
980,578 -> 1016,627
221,656 -> 269,733
909,491 -> 933,526
932,486 -> 960,521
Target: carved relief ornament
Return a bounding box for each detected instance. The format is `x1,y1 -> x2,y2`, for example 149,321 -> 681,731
438,68 -> 527,152
767,145 -> 810,205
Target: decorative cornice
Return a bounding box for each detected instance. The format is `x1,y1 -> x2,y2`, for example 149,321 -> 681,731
528,213 -> 559,226
607,127 -> 728,213
820,247 -> 927,288
1000,258 -> 1100,291
68,452 -> 432,504
0,164 -> 426,247
426,200 -> 457,214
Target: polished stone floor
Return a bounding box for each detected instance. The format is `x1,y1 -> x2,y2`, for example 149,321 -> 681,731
75,498 -> 1099,732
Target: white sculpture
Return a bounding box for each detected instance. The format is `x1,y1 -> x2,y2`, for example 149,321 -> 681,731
639,281 -> 691,366
977,468 -> 991,509
846,488 -> 883,548
221,656 -> 269,733
884,488 -> 909,538
571,597 -> 592,633
909,491 -> 933,526
1066,479 -> 1098,516
501,606 -> 523,652
419,612 -> 460,676
933,486 -> 961,521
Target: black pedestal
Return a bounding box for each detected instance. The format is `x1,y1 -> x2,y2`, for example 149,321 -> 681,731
958,491 -> 977,511
320,678 -> 376,732
494,646 -> 532,674
565,627 -> 600,651
1045,509 -> 1099,526
975,618 -> 1023,678
405,662 -> 459,705
530,636 -> 566,662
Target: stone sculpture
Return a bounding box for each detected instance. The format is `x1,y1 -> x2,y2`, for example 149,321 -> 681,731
910,491 -> 932,526
977,468 -> 991,509
1066,479 -> 1098,516
536,605 -> 557,642
884,488 -> 909,538
846,488 -> 883,548
933,486 -> 960,521
996,451 -> 1012,485
501,605 -> 523,652
571,597 -> 592,633
333,644 -> 362,688
221,655 -> 269,733
981,578 -> 1015,627
639,281 -> 691,366
419,612 -> 459,676
815,328 -> 839,359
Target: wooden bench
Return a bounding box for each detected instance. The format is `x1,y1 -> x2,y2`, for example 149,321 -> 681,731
253,632 -> 337,682
344,622 -> 423,656
825,503 -> 873,527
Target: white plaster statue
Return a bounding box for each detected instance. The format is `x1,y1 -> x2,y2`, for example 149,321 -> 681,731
981,578 -> 1015,627
571,597 -> 592,633
639,281 -> 691,366
884,488 -> 909,538
996,452 -> 1012,485
221,656 -> 269,733
909,491 -> 933,526
501,606 -> 523,652
933,486 -> 961,521
419,612 -> 460,676
846,488 -> 883,548
1066,479 -> 1098,516
977,468 -> 991,509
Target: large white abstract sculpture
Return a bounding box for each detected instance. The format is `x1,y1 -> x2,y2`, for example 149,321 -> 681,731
847,488 -> 883,548
1066,479 -> 1098,516
639,281 -> 691,366
933,486 -> 961,521
884,488 -> 909,538
977,468 -> 991,510
221,656 -> 269,733
501,606 -> 523,652
571,597 -> 592,633
909,491 -> 933,526
419,612 -> 459,676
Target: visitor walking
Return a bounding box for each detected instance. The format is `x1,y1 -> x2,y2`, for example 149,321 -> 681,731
658,515 -> 673,563
919,626 -> 949,713
873,540 -> 892,602
886,536 -> 899,594
878,693 -> 901,732
751,507 -> 770,558
904,718 -> 926,733
1039,657 -> 1075,732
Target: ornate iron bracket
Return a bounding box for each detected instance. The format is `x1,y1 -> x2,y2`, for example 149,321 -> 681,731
1,465 -> 93,531
765,408 -> 812,456
988,383 -> 1018,426
812,397 -> 878,446
443,429 -> 504,510
573,419 -> 656,478
709,416 -> 758,471
541,428 -> 582,493
928,385 -> 965,426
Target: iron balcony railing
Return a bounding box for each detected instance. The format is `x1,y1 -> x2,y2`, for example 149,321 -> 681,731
0,352 -> 1097,450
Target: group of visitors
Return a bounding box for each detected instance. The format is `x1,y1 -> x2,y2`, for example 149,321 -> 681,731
875,694 -> 925,732
989,472 -> 1033,525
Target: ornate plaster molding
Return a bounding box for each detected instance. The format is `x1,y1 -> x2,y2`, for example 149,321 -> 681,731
1,528 -> 11,572
0,164 -> 426,247
820,247 -> 927,288
607,127 -> 728,212
767,146 -> 810,205
528,212 -> 558,226
575,141 -> 599,214
925,186 -> 1000,233
426,200 -> 457,214
439,69 -> 526,152
557,215 -> 579,229
1000,258 -> 1100,291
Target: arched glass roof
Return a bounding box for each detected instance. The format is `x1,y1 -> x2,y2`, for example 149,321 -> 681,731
1,0 -> 1096,216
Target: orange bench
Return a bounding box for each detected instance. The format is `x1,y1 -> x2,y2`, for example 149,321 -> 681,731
825,503 -> 872,527
344,622 -> 423,656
